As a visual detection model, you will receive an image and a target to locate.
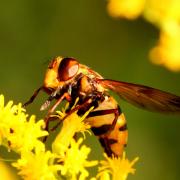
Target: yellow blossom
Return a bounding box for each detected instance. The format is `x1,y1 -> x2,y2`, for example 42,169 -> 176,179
0,94 -> 48,153
0,160 -> 18,180
98,152 -> 139,180
144,0 -> 180,71
52,107 -> 93,155
150,30 -> 180,72
58,138 -> 98,180
106,0 -> 180,72
107,0 -> 145,19
144,0 -> 180,30
0,94 -> 139,179
8,115 -> 48,153
12,150 -> 60,180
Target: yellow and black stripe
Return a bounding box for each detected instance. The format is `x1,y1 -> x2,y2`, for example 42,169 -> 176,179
86,96 -> 128,157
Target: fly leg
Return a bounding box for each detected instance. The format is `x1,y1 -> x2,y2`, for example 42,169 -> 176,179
23,86 -> 43,107
49,98 -> 94,144
50,98 -> 94,131
50,92 -> 106,131
43,92 -> 71,132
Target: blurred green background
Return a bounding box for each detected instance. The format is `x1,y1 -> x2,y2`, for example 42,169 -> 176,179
0,0 -> 180,179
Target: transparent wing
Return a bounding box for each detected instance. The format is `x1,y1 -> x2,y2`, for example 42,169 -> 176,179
98,79 -> 180,113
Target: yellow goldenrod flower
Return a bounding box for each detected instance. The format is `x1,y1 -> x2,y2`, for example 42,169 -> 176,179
0,94 -> 139,179
144,0 -> 180,30
12,150 -> 60,180
98,171 -> 111,180
8,115 -> 48,153
150,30 -> 180,72
58,138 -> 98,180
52,107 -> 93,155
106,0 -> 180,72
0,160 -> 18,180
0,94 -> 48,153
107,0 -> 145,19
144,0 -> 180,71
98,152 -> 139,180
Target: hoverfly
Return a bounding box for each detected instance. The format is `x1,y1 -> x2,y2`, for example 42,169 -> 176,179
24,56 -> 180,157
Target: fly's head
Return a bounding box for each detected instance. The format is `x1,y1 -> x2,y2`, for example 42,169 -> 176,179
43,56 -> 90,91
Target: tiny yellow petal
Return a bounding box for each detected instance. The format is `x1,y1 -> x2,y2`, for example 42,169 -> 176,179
98,152 -> 139,180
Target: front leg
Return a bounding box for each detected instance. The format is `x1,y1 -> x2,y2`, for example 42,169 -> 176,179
50,98 -> 94,131
23,86 -> 44,107
44,92 -> 71,132
50,92 -> 105,131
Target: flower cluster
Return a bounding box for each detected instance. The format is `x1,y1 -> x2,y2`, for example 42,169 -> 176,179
107,0 -> 180,72
0,94 -> 48,153
98,153 -> 139,180
0,94 -> 138,180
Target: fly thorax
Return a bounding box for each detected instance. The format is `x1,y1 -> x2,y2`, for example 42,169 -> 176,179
79,76 -> 96,94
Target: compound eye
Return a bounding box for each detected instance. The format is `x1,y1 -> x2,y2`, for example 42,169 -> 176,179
58,57 -> 79,81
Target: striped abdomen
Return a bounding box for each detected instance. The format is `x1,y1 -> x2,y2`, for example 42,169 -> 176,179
85,96 -> 128,157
